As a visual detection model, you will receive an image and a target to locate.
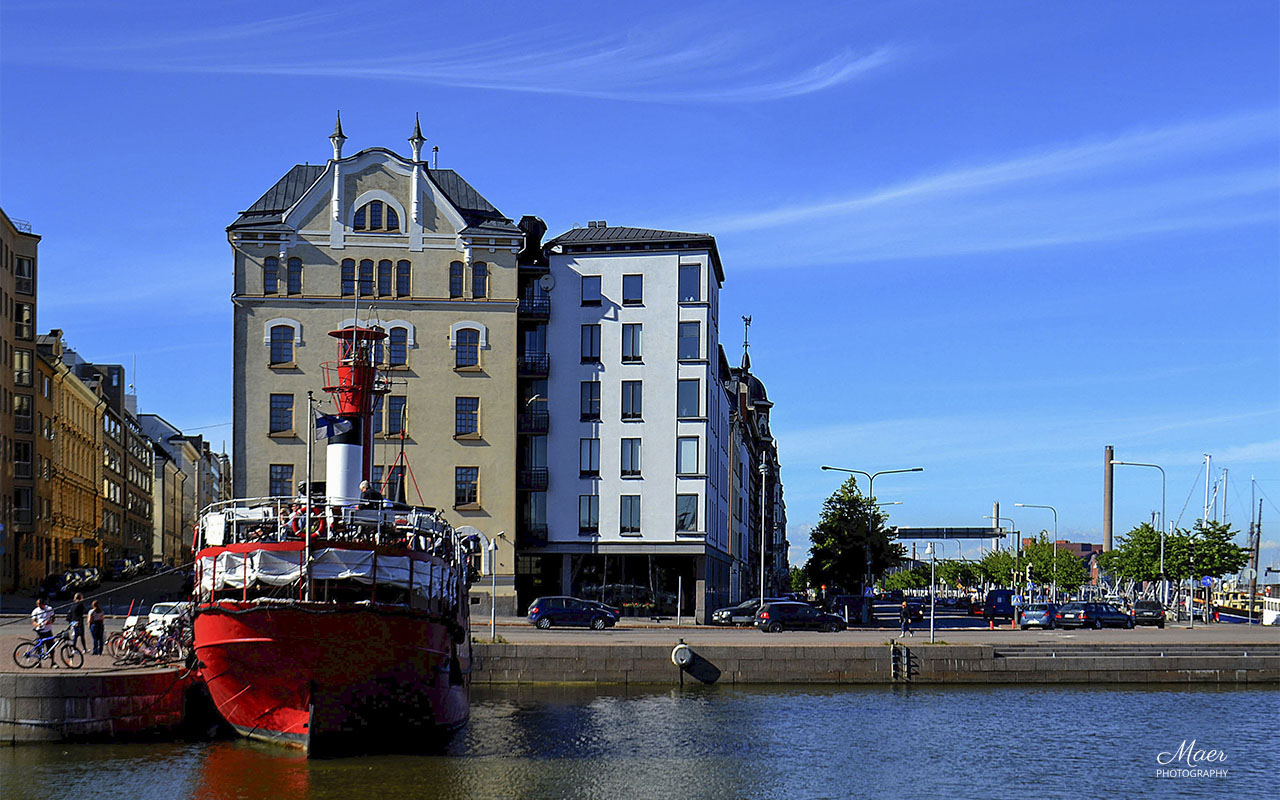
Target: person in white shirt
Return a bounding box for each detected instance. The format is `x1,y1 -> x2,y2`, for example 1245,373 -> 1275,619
31,597 -> 55,637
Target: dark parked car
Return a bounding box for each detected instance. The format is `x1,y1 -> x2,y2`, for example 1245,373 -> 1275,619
1056,601 -> 1134,629
39,572 -> 74,598
1131,600 -> 1166,628
74,566 -> 100,591
711,597 -> 792,626
824,594 -> 865,619
527,596 -> 619,630
1019,603 -> 1058,630
984,590 -> 1017,622
107,559 -> 132,581
755,601 -> 848,633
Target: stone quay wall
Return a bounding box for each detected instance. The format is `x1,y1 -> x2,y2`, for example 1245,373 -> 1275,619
0,667 -> 197,744
472,642 -> 1280,686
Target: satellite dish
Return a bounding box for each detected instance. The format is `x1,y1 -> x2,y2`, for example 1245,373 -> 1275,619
538,273 -> 556,291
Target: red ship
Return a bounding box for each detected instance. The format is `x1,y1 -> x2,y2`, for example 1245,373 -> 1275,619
193,325 -> 476,754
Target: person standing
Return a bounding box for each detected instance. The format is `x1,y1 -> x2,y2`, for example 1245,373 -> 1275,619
899,601 -> 913,638
88,600 -> 106,655
68,592 -> 88,651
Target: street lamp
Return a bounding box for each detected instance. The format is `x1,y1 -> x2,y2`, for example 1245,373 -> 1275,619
488,531 -> 506,642
759,455 -> 769,609
1110,460 -> 1167,606
925,542 -> 936,643
1015,503 -> 1057,603
821,466 -> 924,624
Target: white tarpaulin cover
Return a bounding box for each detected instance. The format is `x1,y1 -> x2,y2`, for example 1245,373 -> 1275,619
198,548 -> 454,597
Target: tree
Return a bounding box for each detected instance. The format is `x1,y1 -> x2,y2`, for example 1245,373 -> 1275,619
977,549 -> 1015,587
881,565 -> 929,591
1097,523 -> 1164,583
936,559 -> 981,592
1163,520 -> 1249,582
805,477 -> 905,592
1022,534 -> 1089,592
789,566 -> 807,594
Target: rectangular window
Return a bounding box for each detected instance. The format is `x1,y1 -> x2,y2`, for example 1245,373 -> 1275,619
15,303 -> 33,340
622,323 -> 642,363
472,262 -> 487,299
620,495 -> 641,535
371,395 -> 384,435
450,262 -> 464,298
263,258 -> 279,294
678,321 -> 700,360
13,394 -> 32,433
579,495 -> 599,534
677,379 -> 700,418
287,258 -> 302,294
341,259 -> 355,296
15,256 -> 33,295
269,464 -> 294,497
377,260 -> 392,296
679,264 -> 702,302
455,328 -> 480,368
621,438 -> 641,477
387,396 -> 407,436
621,380 -> 642,420
580,324 -> 601,363
581,275 -> 601,306
579,438 -> 600,476
269,326 -> 293,365
455,466 -> 479,507
13,348 -> 32,386
622,274 -> 643,305
676,494 -> 699,532
455,397 -> 479,436
395,260 -> 411,296
13,441 -> 32,479
358,260 -> 374,296
580,381 -> 601,421
677,437 -> 699,475
269,394 -> 293,434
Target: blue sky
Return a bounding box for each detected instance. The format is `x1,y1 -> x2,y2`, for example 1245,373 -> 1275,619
2,1 -> 1277,572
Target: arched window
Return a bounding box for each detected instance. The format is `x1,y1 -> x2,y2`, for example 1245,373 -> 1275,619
269,325 -> 294,365
286,258 -> 302,295
449,262 -> 464,299
389,327 -> 408,366
472,262 -> 488,299
353,200 -> 401,232
341,259 -> 355,296
395,260 -> 411,296
263,257 -> 279,294
455,328 -> 480,368
377,260 -> 392,296
358,260 -> 374,296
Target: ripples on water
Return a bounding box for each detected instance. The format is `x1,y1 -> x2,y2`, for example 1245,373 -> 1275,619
2,685 -> 1274,800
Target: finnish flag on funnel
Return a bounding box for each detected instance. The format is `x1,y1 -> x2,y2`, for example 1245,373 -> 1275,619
315,413 -> 353,440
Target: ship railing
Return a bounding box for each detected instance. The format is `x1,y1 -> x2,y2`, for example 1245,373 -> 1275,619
197,496 -> 466,556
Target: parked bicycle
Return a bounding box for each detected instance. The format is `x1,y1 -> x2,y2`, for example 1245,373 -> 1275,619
12,624 -> 84,669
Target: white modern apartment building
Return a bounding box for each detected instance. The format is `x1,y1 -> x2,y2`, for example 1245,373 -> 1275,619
530,224 -> 735,621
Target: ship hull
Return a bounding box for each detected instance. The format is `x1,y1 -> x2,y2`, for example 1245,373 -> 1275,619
195,603 -> 469,754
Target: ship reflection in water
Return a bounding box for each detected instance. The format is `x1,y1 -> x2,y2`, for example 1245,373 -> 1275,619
1,685 -> 1272,800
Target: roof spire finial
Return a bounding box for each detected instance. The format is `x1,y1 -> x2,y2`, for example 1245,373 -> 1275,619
409,112 -> 426,162
329,110 -> 347,160
740,315 -> 752,371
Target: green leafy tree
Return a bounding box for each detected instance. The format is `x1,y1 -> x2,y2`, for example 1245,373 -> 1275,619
977,549 -> 1016,587
805,477 -> 905,592
1097,523 -> 1164,582
936,559 -> 981,592
1163,520 -> 1249,582
881,565 -> 930,591
789,566 -> 807,594
1022,534 -> 1090,592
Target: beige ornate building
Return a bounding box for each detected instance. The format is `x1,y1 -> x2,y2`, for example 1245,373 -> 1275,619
229,117 -> 521,614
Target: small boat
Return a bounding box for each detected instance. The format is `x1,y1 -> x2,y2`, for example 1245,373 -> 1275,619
192,324 -> 478,754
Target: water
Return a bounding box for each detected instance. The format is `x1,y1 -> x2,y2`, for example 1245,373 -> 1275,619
3,685 -> 1274,799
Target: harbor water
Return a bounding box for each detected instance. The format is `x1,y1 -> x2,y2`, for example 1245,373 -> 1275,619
3,684 -> 1274,799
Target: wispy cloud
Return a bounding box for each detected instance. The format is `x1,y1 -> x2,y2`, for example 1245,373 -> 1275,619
4,12 -> 900,103
692,110 -> 1279,264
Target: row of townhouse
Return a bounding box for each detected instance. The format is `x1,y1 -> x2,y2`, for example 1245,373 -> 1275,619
0,207 -> 229,593
230,119 -> 787,623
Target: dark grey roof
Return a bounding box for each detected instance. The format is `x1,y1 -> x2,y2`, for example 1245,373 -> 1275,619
547,225 -> 725,284
228,156 -> 518,233
230,165 -> 326,229
548,225 -> 710,245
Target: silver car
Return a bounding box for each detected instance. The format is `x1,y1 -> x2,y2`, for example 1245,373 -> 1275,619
1020,603 -> 1058,630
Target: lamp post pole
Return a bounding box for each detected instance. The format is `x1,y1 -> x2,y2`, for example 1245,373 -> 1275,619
759,455 -> 768,609
821,466 -> 923,625
1015,503 -> 1057,603
489,531 -> 506,642
1110,461 -> 1166,605
926,542 -> 936,643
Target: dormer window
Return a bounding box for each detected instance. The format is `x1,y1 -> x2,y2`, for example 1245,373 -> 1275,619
353,200 -> 400,233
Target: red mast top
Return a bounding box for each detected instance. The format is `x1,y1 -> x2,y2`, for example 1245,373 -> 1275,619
321,326 -> 387,417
